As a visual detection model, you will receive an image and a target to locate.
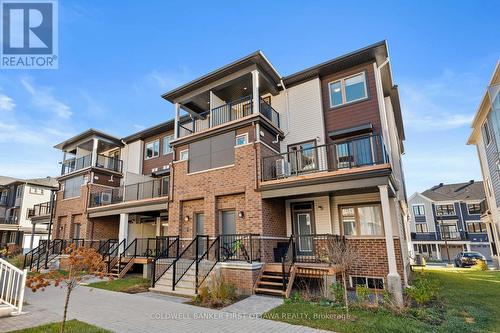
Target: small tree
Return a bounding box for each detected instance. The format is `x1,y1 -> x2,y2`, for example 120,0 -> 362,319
326,237 -> 359,313
27,244 -> 108,333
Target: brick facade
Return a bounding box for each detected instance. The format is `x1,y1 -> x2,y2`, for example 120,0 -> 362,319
219,264 -> 261,295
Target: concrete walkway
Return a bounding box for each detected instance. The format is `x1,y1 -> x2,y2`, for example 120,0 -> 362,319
221,295 -> 284,315
1,286 -> 329,333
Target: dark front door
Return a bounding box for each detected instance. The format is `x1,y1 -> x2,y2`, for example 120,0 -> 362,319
194,213 -> 205,255
292,203 -> 314,256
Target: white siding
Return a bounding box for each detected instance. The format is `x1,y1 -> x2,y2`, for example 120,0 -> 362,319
408,194 -> 435,233
122,140 -> 143,177
19,184 -> 52,231
285,196 -> 332,236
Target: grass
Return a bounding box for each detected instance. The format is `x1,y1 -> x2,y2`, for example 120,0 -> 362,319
87,276 -> 150,293
7,319 -> 111,333
264,268 -> 500,333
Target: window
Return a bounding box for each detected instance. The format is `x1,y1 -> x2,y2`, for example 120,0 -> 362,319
350,276 -> 384,289
413,204 -> 425,216
15,186 -> 23,198
29,187 -> 44,195
145,140 -> 160,159
436,204 -> 455,216
328,72 -> 368,107
163,135 -> 174,155
288,141 -> 317,172
235,133 -> 248,146
161,177 -> 169,196
415,223 -> 428,233
483,121 -> 492,145
63,175 -> 84,199
188,132 -> 234,173
179,149 -> 189,161
340,204 -> 383,236
467,203 -> 481,215
467,221 -> 487,233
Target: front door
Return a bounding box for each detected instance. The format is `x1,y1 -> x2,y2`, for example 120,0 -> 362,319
221,211 -> 236,258
292,203 -> 314,255
194,213 -> 205,255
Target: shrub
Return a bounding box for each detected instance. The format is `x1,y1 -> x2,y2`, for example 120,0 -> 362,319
194,272 -> 237,308
472,259 -> 488,271
406,275 -> 439,306
330,282 -> 344,303
355,285 -> 371,304
285,291 -> 303,304
7,253 -> 25,269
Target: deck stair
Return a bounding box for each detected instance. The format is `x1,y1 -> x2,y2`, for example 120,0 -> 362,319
254,263 -> 295,297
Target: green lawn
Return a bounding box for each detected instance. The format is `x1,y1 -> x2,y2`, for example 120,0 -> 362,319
87,276 -> 150,293
7,320 -> 111,333
265,268 -> 500,333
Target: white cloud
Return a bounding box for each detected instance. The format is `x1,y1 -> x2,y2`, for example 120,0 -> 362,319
146,67 -> 192,90
21,77 -> 72,119
0,94 -> 15,112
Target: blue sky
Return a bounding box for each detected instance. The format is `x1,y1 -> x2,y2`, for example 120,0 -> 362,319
0,1 -> 498,195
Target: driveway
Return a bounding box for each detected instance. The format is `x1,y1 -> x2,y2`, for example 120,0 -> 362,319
1,286 -> 330,333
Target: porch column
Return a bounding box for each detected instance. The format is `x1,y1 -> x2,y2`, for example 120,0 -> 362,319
119,213 -> 129,252
91,138 -> 99,167
465,243 -> 471,251
378,185 -> 403,305
252,70 -> 259,115
435,244 -> 441,260
29,222 -> 36,250
173,103 -> 180,139
155,217 -> 161,237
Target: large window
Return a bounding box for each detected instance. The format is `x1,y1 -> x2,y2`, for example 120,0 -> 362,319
341,204 -> 383,236
15,186 -> 23,198
467,203 -> 481,215
412,204 -> 425,216
145,139 -> 160,159
467,221 -> 486,233
436,204 -> 455,216
63,176 -> 84,199
415,223 -> 428,233
188,132 -> 235,173
328,72 -> 368,107
163,135 -> 174,155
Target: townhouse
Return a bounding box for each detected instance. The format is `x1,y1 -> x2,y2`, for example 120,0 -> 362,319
0,176 -> 57,252
41,41 -> 409,301
468,60 -> 500,268
409,181 -> 491,262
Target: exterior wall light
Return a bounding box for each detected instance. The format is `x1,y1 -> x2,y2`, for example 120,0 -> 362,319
238,211 -> 244,218
184,215 -> 190,222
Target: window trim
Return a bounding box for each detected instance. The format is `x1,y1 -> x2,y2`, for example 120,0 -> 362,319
339,202 -> 384,237
483,121 -> 492,146
29,187 -> 44,195
162,134 -> 174,155
145,139 -> 160,160
328,71 -> 368,108
235,133 -> 249,146
179,149 -> 189,161
349,275 -> 384,290
466,221 -> 487,233
435,204 -> 456,216
415,222 -> 428,233
412,204 -> 425,217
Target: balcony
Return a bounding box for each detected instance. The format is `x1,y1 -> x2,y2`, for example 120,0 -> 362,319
177,96 -> 280,138
61,153 -> 123,175
27,201 -> 52,219
261,135 -> 389,181
0,196 -> 7,206
440,230 -> 467,241
411,232 -> 438,241
2,216 -> 18,225
89,178 -> 169,208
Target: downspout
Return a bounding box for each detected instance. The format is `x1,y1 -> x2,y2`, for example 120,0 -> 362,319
253,121 -> 260,190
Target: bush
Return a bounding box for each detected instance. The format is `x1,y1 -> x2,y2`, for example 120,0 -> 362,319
406,275 -> 439,306
355,285 -> 371,304
7,253 -> 25,269
472,259 -> 488,271
330,282 -> 344,303
194,272 -> 237,308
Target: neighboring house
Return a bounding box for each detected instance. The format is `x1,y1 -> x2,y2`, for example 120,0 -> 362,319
409,181 -> 491,262
467,60 -> 500,268
48,41 -> 409,301
0,176 -> 58,252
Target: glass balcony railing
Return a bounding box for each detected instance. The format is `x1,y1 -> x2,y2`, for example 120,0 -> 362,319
61,153 -> 123,175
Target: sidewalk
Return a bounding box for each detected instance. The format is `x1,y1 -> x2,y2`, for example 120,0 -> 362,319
1,286 -> 330,333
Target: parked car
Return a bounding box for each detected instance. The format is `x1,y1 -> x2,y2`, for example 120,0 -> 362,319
454,251 -> 486,267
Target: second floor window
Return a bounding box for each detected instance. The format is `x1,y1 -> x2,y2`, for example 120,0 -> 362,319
413,204 -> 425,216
29,187 -> 44,195
415,223 -> 428,233
145,140 -> 159,159
63,175 -> 84,199
436,204 -> 455,216
483,121 -> 491,145
15,186 -> 23,198
328,72 -> 368,108
163,135 -> 174,155
467,221 -> 486,233
467,203 -> 481,215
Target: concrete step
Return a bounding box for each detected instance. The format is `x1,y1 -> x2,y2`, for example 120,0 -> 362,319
0,304 -> 14,318
254,287 -> 285,296
150,285 -> 196,297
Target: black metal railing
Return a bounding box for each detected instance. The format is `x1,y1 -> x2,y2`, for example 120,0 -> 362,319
172,236 -> 204,291
96,154 -> 123,173
118,238 -> 138,276
261,134 -> 389,181
260,98 -> 280,128
196,236 -> 220,293
61,153 -> 123,175
61,154 -> 92,175
89,178 -> 169,208
151,236 -> 180,287
107,239 -> 125,273
281,236 -> 294,291
219,234 -> 259,262
27,201 -> 52,219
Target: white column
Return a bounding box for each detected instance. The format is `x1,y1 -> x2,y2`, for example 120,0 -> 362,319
379,185 -> 403,305
119,213 -> 129,252
466,243 -> 471,251
252,70 -> 260,115
91,138 -> 99,167
174,103 -> 180,139
435,243 -> 441,260
156,217 -> 161,237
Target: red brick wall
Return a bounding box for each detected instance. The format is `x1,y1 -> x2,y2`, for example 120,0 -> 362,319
90,216 -> 119,240
220,266 -> 261,295
142,132 -> 174,175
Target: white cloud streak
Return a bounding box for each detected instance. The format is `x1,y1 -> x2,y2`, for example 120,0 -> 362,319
0,94 -> 15,112
21,77 -> 72,119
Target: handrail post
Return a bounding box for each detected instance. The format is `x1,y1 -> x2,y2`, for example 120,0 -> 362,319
195,236 -> 199,293
172,261 -> 176,291
249,235 -> 253,262
134,239 -> 138,258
